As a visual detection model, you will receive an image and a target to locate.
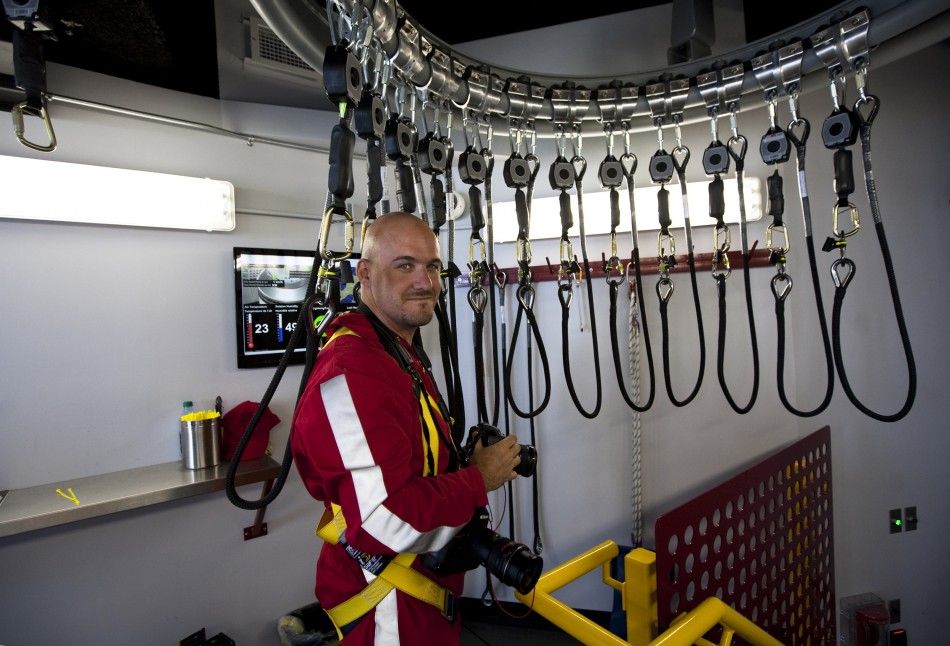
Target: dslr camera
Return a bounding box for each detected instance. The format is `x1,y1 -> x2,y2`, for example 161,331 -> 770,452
423,424 -> 542,594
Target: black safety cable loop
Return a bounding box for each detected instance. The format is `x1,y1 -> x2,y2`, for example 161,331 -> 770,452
557,124 -> 603,419
707,107 -> 758,415
481,119 -> 503,428
526,301 -> 543,556
604,123 -> 655,412
227,41 -> 360,510
775,115 -> 835,417
461,113 -> 497,426
828,92 -> 916,422
655,118 -> 705,408
468,279 -> 491,424
420,103 -> 467,441
504,123 -> 551,419
507,282 -> 552,418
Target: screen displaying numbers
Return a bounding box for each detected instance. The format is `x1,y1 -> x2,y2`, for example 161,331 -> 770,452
234,248 -> 358,369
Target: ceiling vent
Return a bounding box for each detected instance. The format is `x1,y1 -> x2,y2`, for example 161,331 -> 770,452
244,14 -> 319,84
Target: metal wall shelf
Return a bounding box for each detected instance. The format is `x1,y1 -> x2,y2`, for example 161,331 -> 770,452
0,457 -> 280,539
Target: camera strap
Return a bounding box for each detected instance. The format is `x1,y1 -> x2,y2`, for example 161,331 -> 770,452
357,304 -> 461,469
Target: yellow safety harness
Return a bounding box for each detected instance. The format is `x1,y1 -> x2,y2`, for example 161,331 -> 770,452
316,325 -> 456,638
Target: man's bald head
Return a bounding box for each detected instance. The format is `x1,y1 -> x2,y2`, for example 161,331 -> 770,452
361,212 -> 439,263
356,212 -> 443,342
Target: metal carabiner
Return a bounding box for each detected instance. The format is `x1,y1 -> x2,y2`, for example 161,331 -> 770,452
833,202 -> 861,239
712,251 -> 732,280
657,230 -> 677,259
604,255 -> 625,286
469,237 -> 487,266
11,101 -> 57,153
713,222 -> 732,254
766,223 -> 790,254
515,238 -> 532,265
559,237 -> 575,269
320,205 -> 355,261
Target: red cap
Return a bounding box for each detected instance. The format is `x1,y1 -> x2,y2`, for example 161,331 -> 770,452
221,401 -> 280,461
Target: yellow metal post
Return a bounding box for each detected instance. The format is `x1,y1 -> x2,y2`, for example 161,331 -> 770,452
625,548 -> 658,646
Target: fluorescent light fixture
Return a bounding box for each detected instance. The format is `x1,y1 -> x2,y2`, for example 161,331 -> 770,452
0,155 -> 235,232
490,177 -> 762,243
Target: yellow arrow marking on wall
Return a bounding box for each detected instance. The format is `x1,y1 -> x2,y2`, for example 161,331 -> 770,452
55,487 -> 80,506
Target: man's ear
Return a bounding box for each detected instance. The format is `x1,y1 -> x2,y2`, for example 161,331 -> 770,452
356,258 -> 370,282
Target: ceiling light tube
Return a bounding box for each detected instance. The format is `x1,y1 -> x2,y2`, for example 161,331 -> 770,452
487,177 -> 762,242
0,155 -> 236,232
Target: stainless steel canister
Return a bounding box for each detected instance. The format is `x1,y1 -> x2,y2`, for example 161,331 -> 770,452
180,415 -> 222,469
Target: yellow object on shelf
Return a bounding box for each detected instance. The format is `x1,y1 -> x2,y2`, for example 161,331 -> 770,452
179,410 -> 221,423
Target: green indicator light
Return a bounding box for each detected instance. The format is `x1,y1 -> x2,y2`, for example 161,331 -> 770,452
894,519 -> 903,526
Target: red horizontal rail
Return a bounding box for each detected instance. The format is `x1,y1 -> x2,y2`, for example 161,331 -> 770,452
468,246 -> 770,285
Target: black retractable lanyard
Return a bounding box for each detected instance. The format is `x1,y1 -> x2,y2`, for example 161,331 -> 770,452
814,16 -> 915,422
596,83 -> 656,412
646,80 -> 706,408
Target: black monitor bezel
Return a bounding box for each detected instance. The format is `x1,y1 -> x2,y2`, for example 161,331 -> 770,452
233,246 -> 359,369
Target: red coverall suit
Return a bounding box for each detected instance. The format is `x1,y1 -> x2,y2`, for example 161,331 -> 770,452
292,311 -> 488,645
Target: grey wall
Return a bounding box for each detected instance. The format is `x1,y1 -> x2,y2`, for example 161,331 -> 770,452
1,27 -> 948,646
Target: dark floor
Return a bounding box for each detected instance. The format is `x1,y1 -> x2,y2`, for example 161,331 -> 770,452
461,620 -> 582,646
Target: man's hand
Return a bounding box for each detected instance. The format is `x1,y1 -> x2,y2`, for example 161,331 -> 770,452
470,434 -> 522,492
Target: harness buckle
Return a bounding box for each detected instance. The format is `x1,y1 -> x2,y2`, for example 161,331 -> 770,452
441,590 -> 457,621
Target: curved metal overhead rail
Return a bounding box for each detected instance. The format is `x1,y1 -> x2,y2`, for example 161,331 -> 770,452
252,0 -> 950,128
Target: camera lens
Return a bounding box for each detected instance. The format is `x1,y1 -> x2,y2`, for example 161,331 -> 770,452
469,528 -> 543,595
516,444 -> 537,478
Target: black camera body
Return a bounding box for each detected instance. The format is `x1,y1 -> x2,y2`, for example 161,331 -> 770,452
422,424 -> 542,595
462,423 -> 537,477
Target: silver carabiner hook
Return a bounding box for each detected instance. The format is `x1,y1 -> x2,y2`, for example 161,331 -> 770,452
320,206 -> 355,261
11,101 -> 57,153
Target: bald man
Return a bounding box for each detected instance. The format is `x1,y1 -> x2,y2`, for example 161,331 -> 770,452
292,213 -> 521,645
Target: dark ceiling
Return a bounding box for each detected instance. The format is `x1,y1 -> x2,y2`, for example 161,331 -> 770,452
1,0 -> 844,101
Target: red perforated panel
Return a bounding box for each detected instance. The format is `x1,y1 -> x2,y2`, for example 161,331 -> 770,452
655,427 -> 835,644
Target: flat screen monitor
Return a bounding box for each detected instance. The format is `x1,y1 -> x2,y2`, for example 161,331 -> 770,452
234,247 -> 359,369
